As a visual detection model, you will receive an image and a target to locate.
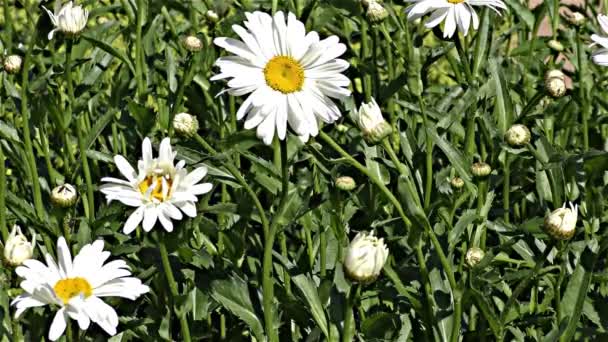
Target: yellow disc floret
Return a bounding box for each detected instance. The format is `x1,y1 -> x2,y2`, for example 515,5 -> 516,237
263,56 -> 305,94
447,0 -> 465,3
138,174 -> 173,202
54,277 -> 93,304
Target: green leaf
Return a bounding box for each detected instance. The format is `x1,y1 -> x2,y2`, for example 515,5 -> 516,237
81,35 -> 136,75
489,59 -> 513,134
292,274 -> 329,338
210,275 -> 265,341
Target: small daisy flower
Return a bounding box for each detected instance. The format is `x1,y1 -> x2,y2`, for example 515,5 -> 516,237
11,237 -> 149,341
100,138 -> 213,234
591,14 -> 608,66
43,1 -> 89,40
212,11 -> 351,145
406,0 -> 507,38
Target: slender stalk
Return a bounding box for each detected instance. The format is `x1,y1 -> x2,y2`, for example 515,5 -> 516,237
170,55 -> 196,136
319,228 -> 327,277
21,43 -> 44,219
576,28 -> 589,150
342,284 -> 360,342
262,139 -> 289,342
503,153 -> 510,223
135,0 -> 146,98
194,135 -> 269,236
0,142 -> 7,241
77,116 -> 95,221
360,20 -> 372,102
419,97 -> 433,210
3,0 -> 13,52
272,0 -> 278,14
159,238 -> 192,342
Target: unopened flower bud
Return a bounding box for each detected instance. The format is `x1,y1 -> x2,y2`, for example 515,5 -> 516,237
544,202 -> 578,240
356,97 -> 392,145
43,1 -> 89,39
366,1 -> 389,23
471,162 -> 491,178
51,184 -> 78,208
336,176 -> 356,191
336,124 -> 349,133
206,10 -> 219,23
344,231 -> 389,283
505,124 -> 532,147
4,225 -> 35,266
451,177 -> 464,190
545,69 -> 566,98
547,39 -> 564,52
3,55 -> 22,74
173,113 -> 199,137
465,247 -> 484,268
183,35 -> 203,52
567,12 -> 585,26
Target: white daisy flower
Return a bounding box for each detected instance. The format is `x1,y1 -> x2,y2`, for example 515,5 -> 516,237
100,137 -> 213,234
11,237 -> 149,341
591,14 -> 608,66
43,1 -> 89,40
212,11 -> 351,145
406,0 -> 506,38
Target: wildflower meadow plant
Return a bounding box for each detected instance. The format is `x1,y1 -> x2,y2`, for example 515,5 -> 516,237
1,0 -> 608,341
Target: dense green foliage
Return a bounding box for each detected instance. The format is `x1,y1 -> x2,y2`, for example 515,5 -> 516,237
1,0 -> 608,341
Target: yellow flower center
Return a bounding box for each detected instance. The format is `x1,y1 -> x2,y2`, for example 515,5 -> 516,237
138,174 -> 173,202
447,0 -> 465,3
263,56 -> 304,94
54,277 -> 93,304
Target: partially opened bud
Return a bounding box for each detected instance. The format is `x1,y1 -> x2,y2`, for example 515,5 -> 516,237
505,124 -> 531,147
3,55 -> 22,74
344,231 -> 389,283
366,1 -> 389,23
4,225 -> 35,266
451,177 -> 464,190
356,97 -> 392,145
547,39 -> 564,52
173,112 -> 199,137
567,12 -> 585,26
183,35 -> 203,52
51,184 -> 78,208
544,202 -> 578,240
545,69 -> 566,98
471,162 -> 491,178
43,1 -> 89,39
336,176 -> 356,191
465,247 -> 484,267
206,10 -> 219,23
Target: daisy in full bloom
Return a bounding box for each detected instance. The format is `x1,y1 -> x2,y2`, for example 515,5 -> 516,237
591,14 -> 608,66
11,237 -> 149,341
212,11 -> 351,145
100,138 -> 213,234
406,0 -> 507,38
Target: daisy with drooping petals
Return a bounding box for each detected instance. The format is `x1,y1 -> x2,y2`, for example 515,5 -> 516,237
12,237 -> 149,341
43,1 -> 89,40
591,14 -> 608,66
100,138 -> 213,234
212,11 -> 351,145
406,0 -> 507,38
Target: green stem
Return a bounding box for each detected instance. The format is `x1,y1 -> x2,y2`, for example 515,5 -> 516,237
21,43 -> 44,219
319,229 -> 327,277
419,97 -> 433,210
3,0 -> 13,52
360,20 -> 372,102
135,0 -> 146,98
193,134 -> 270,237
319,132 -> 412,229
342,284 -> 360,342
77,116 -> 95,222
503,153 -> 510,223
272,0 -> 278,14
262,139 -> 289,342
170,55 -> 197,136
0,142 -> 7,241
576,28 -> 589,150
159,238 -> 192,342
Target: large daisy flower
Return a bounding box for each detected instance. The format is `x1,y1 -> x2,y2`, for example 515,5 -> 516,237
11,237 -> 149,341
406,0 -> 507,38
592,14 -> 608,66
100,138 -> 213,234
211,11 -> 351,145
